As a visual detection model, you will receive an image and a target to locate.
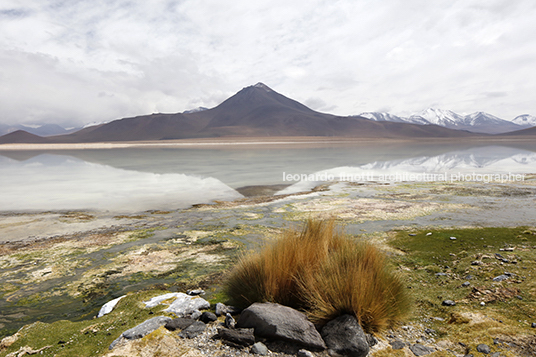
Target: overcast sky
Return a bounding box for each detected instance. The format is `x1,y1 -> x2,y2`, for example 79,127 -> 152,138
1,0 -> 535,127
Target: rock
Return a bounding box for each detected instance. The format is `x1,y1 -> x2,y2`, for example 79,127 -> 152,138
217,327 -> 255,347
200,311 -> 218,323
251,341 -> 269,355
477,343 -> 491,354
426,232 -> 432,236
480,302 -> 486,306
109,316 -> 171,349
321,314 -> 369,357
365,333 -> 378,347
179,321 -> 206,339
297,350 -> 315,357
492,274 -> 509,282
225,313 -> 236,329
491,353 -> 501,357
462,281 -> 471,287
143,292 -> 181,308
531,322 -> 536,328
215,302 -> 241,316
162,293 -> 210,317
450,237 -> 457,240
186,289 -> 205,296
435,273 -> 448,277
164,317 -> 195,331
97,295 -> 126,318
237,302 -> 326,350
390,340 -> 405,349
442,300 -> 456,306
424,328 -> 436,335
409,343 -> 435,356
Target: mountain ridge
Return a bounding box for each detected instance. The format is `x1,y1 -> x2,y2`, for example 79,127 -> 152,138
0,83 -> 518,144
359,108 -> 531,134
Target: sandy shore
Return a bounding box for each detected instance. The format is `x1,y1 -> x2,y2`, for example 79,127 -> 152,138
1,135 -> 535,151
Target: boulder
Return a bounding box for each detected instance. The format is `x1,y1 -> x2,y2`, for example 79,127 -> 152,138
200,311 -> 218,323
97,295 -> 126,318
217,327 -> 255,347
109,316 -> 171,349
162,293 -> 210,317
237,302 -> 326,350
164,317 -> 196,331
320,314 -> 369,357
178,321 -> 206,339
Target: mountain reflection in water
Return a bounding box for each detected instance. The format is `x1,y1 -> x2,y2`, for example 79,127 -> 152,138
1,143 -> 535,212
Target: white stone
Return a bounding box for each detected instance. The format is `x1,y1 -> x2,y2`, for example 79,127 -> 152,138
98,295 -> 126,318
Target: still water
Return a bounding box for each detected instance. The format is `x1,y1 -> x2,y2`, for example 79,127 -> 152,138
1,141 -> 535,212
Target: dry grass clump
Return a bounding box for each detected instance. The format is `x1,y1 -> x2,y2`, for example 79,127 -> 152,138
224,219 -> 410,333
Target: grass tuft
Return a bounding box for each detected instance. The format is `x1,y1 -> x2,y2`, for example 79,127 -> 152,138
224,219 -> 410,333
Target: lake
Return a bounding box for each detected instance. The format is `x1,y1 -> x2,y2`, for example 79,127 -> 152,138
1,140 -> 536,212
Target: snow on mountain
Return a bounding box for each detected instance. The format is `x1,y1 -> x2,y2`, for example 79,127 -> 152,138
183,106 -> 209,114
358,108 -> 529,134
358,112 -> 406,123
512,114 -> 536,127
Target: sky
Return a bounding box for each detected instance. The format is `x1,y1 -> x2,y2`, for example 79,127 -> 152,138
1,0 -> 536,128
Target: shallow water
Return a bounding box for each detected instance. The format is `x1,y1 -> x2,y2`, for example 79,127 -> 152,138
1,141 -> 535,212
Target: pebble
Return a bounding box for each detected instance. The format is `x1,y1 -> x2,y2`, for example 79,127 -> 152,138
476,343 -> 491,354
480,302 -> 486,306
297,350 -> 315,357
250,342 -> 269,355
531,322 -> 536,328
426,232 -> 432,236
442,300 -> 456,306
450,237 -> 457,240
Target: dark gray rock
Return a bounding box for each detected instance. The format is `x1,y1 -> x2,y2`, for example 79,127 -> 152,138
237,302 -> 326,350
531,322 -> 536,328
215,302 -> 241,316
491,353 -> 501,357
109,316 -> 171,349
435,273 -> 448,277
186,289 -> 205,296
217,327 -> 255,347
179,321 -> 206,339
390,340 -> 405,349
409,343 -> 435,356
251,341 -> 269,355
477,344 -> 491,354
442,300 -> 456,306
164,317 -> 195,331
200,311 -> 217,323
320,314 -> 369,357
462,281 -> 471,287
424,328 -> 436,335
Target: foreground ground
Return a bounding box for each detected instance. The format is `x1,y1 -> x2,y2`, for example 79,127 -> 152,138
1,178 -> 535,356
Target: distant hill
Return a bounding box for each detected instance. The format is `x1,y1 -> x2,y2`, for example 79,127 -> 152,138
0,123 -> 78,137
0,130 -> 51,144
499,126 -> 536,136
0,83 -> 475,144
360,108 -> 527,134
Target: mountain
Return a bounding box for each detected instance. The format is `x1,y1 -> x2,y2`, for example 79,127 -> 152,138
359,108 -> 527,134
0,123 -> 77,137
0,83 -> 475,144
512,114 -> 536,127
0,130 -> 51,144
500,126 -> 536,136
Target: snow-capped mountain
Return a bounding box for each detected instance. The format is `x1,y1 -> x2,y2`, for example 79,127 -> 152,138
359,112 -> 407,123
183,106 -> 209,114
358,108 -> 531,134
512,114 -> 536,127
0,123 -> 78,137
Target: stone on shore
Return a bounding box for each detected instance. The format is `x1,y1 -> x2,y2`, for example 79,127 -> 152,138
237,302 -> 326,350
320,314 -> 369,357
109,316 -> 171,349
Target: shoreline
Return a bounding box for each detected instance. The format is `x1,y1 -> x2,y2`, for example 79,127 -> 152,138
1,135 -> 535,151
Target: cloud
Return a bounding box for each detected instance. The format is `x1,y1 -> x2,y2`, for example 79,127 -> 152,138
1,0 -> 536,126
